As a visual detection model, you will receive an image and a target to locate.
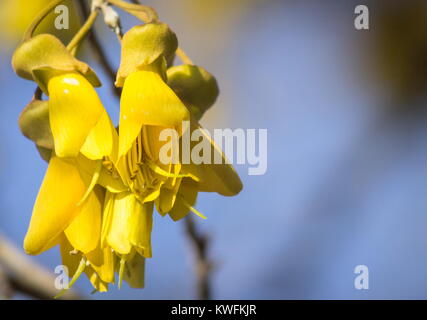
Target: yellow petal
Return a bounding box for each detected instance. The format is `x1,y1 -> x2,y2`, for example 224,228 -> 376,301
47,72 -> 104,158
123,253 -> 146,289
59,235 -> 80,276
118,70 -> 190,158
129,201 -> 153,258
86,245 -> 116,284
142,125 -> 169,162
106,192 -> 134,255
85,266 -> 109,293
80,109 -> 118,160
64,189 -> 102,254
24,157 -> 86,255
156,173 -> 182,215
59,236 -> 101,294
101,191 -> 115,249
168,178 -> 198,221
75,154 -> 128,194
181,118 -> 243,196
140,188 -> 162,203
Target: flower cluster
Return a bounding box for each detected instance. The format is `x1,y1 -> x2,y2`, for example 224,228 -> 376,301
13,20 -> 242,293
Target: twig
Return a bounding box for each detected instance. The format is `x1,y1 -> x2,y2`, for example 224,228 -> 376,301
67,8 -> 100,52
176,48 -> 194,65
0,234 -> 83,300
0,264 -> 13,299
76,0 -> 121,97
184,216 -> 212,300
33,87 -> 43,101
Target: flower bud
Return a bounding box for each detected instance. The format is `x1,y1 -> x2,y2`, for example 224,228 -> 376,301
19,99 -> 54,161
116,22 -> 178,87
12,34 -> 100,94
36,146 -> 53,162
167,64 -> 219,119
19,100 -> 53,149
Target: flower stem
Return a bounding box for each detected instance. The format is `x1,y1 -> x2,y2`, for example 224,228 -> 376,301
67,9 -> 100,53
176,48 -> 194,65
109,0 -> 195,65
23,0 -> 66,41
107,0 -> 158,22
76,0 -> 122,97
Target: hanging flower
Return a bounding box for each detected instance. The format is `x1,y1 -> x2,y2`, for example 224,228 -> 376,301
13,34 -> 125,292
13,3 -> 243,294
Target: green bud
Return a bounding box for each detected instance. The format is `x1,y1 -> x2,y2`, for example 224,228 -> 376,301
19,99 -> 54,152
116,22 -> 178,87
36,146 -> 53,162
12,34 -> 100,94
167,64 -> 219,119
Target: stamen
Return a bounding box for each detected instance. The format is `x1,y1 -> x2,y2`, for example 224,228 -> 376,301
141,163 -> 152,188
125,153 -> 136,190
178,195 -> 207,220
136,171 -> 145,190
137,133 -> 143,163
132,138 -> 139,170
101,193 -> 114,248
77,160 -> 102,206
146,160 -> 199,181
142,126 -> 154,160
127,151 -> 133,175
102,159 -> 114,172
54,257 -> 87,299
118,257 -> 126,289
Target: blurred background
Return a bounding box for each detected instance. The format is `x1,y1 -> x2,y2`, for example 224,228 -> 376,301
2,0 -> 427,299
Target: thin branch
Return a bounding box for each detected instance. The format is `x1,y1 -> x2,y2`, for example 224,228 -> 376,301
76,0 -> 121,97
67,8 -> 100,52
184,216 -> 212,300
176,48 -> 194,65
0,234 -> 83,300
0,264 -> 13,299
33,87 -> 43,101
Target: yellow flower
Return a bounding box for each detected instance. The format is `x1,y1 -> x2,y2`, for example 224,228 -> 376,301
15,18 -> 244,294
22,70 -> 123,253
117,69 -> 190,202
47,72 -> 117,160
12,34 -> 116,159
101,191 -> 152,287
102,192 -> 153,258
13,34 -> 127,292
108,63 -> 242,277
22,145 -> 124,293
60,234 -> 115,293
111,22 -> 242,238
24,156 -> 100,254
